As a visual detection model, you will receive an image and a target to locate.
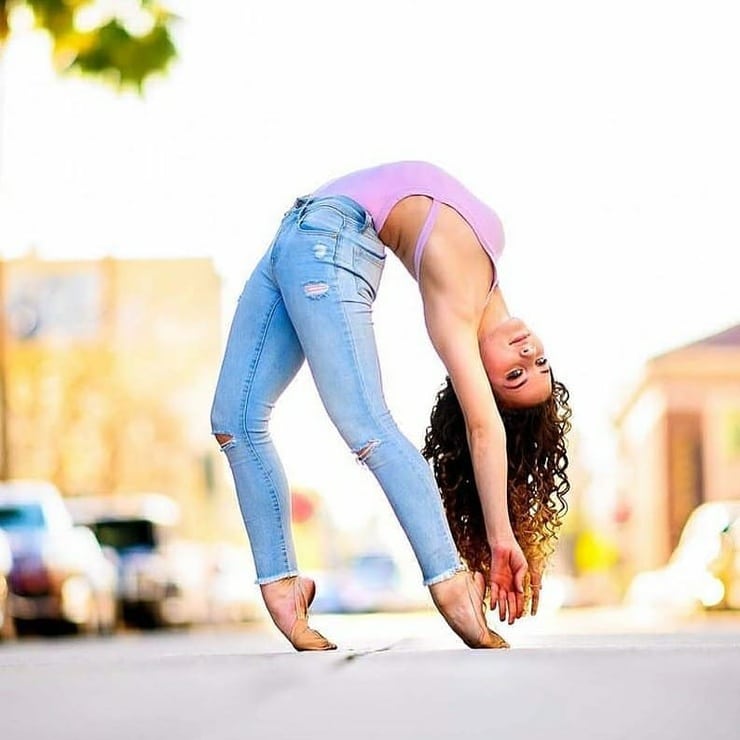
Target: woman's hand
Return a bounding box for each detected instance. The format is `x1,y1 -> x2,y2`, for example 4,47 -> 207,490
489,538 -> 528,625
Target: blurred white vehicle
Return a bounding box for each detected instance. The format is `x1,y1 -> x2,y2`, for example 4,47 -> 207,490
206,543 -> 261,624
625,500 -> 740,614
68,493 -> 211,629
0,480 -> 118,635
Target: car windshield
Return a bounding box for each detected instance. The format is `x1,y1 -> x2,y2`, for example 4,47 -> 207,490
0,503 -> 46,530
91,519 -> 157,551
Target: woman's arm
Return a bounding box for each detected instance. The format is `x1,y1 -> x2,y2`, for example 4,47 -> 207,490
423,299 -> 527,623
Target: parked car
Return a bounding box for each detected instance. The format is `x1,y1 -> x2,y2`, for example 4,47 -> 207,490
625,500 -> 740,613
67,493 -> 211,629
0,529 -> 14,640
0,480 -> 118,635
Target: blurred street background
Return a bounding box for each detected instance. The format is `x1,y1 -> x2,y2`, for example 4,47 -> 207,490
0,1 -> 739,738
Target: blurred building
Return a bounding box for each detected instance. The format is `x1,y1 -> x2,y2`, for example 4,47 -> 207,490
613,323 -> 740,575
0,254 -> 241,541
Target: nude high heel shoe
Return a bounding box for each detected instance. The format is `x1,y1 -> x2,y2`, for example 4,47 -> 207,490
430,571 -> 510,649
262,576 -> 337,652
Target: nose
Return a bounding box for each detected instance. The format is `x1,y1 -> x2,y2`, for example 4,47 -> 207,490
520,343 -> 534,357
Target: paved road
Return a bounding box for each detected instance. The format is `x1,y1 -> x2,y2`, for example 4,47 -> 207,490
1,609 -> 739,740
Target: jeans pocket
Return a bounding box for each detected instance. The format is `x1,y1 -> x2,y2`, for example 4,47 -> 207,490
353,243 -> 385,303
352,229 -> 386,265
297,204 -> 346,237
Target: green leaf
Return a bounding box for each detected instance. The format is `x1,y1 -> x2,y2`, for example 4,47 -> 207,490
67,18 -> 177,92
0,1 -> 178,91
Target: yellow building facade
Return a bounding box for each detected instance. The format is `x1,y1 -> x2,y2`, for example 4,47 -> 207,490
0,255 -> 242,541
613,323 -> 740,575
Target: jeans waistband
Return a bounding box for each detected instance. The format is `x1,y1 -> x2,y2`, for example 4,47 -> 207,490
291,194 -> 372,231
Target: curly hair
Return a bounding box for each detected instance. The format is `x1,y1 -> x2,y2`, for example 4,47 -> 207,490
421,373 -> 572,608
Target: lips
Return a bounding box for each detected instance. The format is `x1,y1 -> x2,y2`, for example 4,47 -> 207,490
510,332 -> 530,345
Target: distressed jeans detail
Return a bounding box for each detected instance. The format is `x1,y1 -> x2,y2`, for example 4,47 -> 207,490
210,195 -> 464,585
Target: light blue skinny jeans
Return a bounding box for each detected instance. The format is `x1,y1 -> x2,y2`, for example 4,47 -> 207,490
210,195 -> 463,586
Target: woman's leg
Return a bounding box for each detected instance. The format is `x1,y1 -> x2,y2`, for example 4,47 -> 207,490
212,238 -> 337,650
210,246 -> 305,585
272,199 -> 464,586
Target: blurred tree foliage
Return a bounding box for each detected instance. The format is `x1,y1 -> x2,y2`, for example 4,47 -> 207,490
0,0 -> 177,90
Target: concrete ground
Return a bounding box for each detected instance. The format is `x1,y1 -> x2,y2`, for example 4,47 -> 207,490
1,607 -> 739,740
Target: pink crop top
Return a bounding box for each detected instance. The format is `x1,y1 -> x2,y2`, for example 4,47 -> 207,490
312,161 -> 505,283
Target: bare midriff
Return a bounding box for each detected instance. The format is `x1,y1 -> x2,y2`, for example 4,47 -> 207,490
379,195 -> 434,278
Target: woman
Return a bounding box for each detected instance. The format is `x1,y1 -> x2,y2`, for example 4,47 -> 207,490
211,160 -> 572,651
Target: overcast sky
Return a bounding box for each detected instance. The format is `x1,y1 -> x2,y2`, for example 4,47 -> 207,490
1,1 -> 738,542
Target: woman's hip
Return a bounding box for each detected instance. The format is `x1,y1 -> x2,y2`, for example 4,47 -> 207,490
271,195 -> 387,300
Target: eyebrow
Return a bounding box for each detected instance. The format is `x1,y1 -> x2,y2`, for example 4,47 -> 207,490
508,369 -> 551,391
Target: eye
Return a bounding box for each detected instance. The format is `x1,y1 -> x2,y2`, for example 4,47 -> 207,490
535,357 -> 548,367
505,368 -> 524,381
